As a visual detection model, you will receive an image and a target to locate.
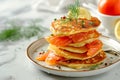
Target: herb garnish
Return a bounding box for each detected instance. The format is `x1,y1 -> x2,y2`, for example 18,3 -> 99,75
59,0 -> 80,24
90,64 -> 99,70
81,20 -> 85,28
50,34 -> 54,36
68,0 -> 80,19
0,20 -> 46,42
0,27 -> 21,41
54,18 -> 57,21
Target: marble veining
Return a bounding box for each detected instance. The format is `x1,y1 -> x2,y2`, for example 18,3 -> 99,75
0,51 -> 16,67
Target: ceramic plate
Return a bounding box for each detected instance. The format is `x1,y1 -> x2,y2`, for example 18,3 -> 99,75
27,36 -> 120,77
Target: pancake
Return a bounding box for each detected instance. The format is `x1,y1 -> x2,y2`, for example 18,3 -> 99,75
68,38 -> 98,47
45,30 -> 100,47
58,46 -> 87,54
51,17 -> 101,36
36,6 -> 106,69
59,51 -> 106,69
48,44 -> 102,60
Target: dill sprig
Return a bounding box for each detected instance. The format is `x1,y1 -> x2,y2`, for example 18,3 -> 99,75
89,64 -> 99,70
0,27 -> 22,41
0,20 -> 46,42
21,22 -> 44,38
68,0 -> 80,19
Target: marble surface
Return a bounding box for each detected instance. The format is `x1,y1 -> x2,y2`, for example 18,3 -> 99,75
0,0 -> 120,80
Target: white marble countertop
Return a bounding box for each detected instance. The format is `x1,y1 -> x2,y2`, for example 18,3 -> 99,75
0,0 -> 120,80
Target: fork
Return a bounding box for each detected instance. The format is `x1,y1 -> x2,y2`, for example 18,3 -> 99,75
105,50 -> 120,56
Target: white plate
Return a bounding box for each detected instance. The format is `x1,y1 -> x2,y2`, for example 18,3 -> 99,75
27,36 -> 120,77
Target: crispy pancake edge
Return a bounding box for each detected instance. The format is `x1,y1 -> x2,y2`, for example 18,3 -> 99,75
48,44 -> 102,60
58,51 -> 106,69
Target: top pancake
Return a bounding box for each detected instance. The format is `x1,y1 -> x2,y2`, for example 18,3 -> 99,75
51,17 -> 101,36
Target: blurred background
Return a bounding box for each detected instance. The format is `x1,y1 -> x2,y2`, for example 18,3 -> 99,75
0,0 -> 101,40
0,0 -> 99,20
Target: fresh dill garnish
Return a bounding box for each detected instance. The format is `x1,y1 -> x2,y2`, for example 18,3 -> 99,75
89,21 -> 94,25
21,23 -> 44,38
50,34 -> 54,36
81,20 -> 86,28
0,27 -> 21,41
54,18 -> 57,21
0,20 -> 46,42
89,64 -> 99,70
60,0 -> 80,24
68,0 -> 80,19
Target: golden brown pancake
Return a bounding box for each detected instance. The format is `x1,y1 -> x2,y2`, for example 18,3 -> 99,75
48,44 -> 102,60
51,17 -> 100,36
45,30 -> 100,47
59,51 -> 106,69
68,38 -> 98,47
58,46 -> 88,54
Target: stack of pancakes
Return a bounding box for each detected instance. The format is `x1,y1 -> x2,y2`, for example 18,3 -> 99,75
45,16 -> 106,69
